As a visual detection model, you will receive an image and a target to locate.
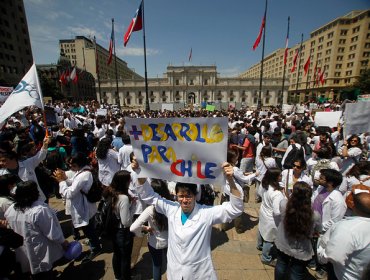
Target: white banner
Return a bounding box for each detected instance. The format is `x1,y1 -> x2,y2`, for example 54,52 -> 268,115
314,111 -> 342,127
126,117 -> 228,184
0,86 -> 13,103
0,64 -> 43,128
282,104 -> 293,114
344,102 -> 370,136
96,108 -> 107,116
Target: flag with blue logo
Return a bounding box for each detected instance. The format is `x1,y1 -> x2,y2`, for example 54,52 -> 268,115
0,63 -> 44,128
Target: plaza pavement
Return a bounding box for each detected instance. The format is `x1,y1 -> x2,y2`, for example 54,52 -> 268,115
50,186 -> 318,280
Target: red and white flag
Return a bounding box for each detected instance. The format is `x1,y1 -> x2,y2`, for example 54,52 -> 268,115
124,1 -> 143,47
253,15 -> 265,50
70,67 -> 78,83
316,68 -> 321,85
284,17 -> 290,65
107,26 -> 114,65
304,56 -> 311,76
290,49 -> 299,72
319,70 -> 325,85
59,71 -> 67,85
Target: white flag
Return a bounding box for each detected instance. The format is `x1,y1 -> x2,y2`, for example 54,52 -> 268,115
70,67 -> 78,83
0,64 -> 44,127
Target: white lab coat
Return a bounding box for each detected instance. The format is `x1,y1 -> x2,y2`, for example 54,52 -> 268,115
258,186 -> 285,242
312,187 -> 347,232
97,149 -> 120,186
0,148 -> 47,202
317,216 -> 370,280
59,166 -> 97,228
5,201 -> 65,274
137,180 -> 244,280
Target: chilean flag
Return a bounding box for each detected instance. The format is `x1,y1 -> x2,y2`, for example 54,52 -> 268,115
304,56 -> 311,76
253,15 -> 265,51
107,27 -> 114,65
124,1 -> 143,47
290,49 -> 299,72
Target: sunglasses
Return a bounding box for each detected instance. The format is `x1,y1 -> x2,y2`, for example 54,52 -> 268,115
293,164 -> 303,169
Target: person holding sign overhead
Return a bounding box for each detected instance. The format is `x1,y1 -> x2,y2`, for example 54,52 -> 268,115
135,162 -> 243,280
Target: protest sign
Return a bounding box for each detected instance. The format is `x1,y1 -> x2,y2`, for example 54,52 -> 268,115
282,104 -> 293,114
126,117 -> 228,184
344,102 -> 370,137
314,111 -> 342,127
161,103 -> 174,111
206,104 -> 215,111
96,108 -> 107,116
358,94 -> 370,102
309,103 -> 318,110
0,87 -> 13,103
295,105 -> 305,114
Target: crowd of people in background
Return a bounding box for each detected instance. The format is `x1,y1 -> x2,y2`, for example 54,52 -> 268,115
0,99 -> 369,280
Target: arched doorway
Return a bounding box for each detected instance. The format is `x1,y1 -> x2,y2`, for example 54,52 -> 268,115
188,92 -> 196,104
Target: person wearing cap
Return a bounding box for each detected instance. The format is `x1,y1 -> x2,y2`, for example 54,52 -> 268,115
317,186 -> 370,280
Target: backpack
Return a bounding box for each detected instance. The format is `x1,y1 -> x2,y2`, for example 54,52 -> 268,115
283,144 -> 305,169
198,184 -> 216,206
95,196 -> 121,238
311,159 -> 332,186
80,169 -> 103,203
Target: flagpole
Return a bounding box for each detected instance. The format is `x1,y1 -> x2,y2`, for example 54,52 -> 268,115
257,0 -> 268,111
112,18 -> 120,107
142,0 -> 150,112
94,36 -> 102,104
34,64 -> 49,137
304,52 -> 312,97
294,33 -> 304,104
280,16 -> 290,109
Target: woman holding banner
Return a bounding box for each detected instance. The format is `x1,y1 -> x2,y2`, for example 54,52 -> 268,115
135,163 -> 243,280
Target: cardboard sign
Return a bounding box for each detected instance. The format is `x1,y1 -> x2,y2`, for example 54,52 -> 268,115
126,117 -> 228,184
314,111 -> 342,127
344,102 -> 370,136
282,104 -> 293,114
358,94 -> 370,102
161,103 -> 174,111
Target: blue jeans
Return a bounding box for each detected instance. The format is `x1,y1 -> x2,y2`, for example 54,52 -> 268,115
81,216 -> 101,252
148,244 -> 167,280
275,250 -> 308,280
240,157 -> 255,173
112,228 -> 134,280
257,231 -> 275,263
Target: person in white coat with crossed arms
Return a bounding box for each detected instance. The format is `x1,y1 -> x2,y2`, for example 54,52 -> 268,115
136,162 -> 243,280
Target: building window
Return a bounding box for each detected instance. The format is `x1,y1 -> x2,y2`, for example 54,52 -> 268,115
327,32 -> 334,39
175,79 -> 179,85
318,36 -> 324,43
361,60 -> 369,66
318,45 -> 323,50
327,41 -> 332,47
339,39 -> 346,44
349,45 -> 357,51
334,72 -> 341,77
365,43 -> 370,49
204,79 -> 208,85
352,26 -> 360,33
337,55 -> 343,61
338,47 -> 345,53
325,49 -> 331,55
347,62 -> 354,68
340,29 -> 348,36
348,53 -> 355,59
190,79 -> 193,85
346,70 -> 352,76
253,97 -> 258,104
311,41 -> 316,47
333,79 -> 340,84
364,52 -> 370,57
351,36 -> 359,42
265,97 -> 270,104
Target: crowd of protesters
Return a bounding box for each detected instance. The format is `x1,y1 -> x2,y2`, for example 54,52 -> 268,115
0,99 -> 369,280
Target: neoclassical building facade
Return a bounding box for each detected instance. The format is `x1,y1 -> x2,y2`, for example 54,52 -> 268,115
98,66 -> 289,109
